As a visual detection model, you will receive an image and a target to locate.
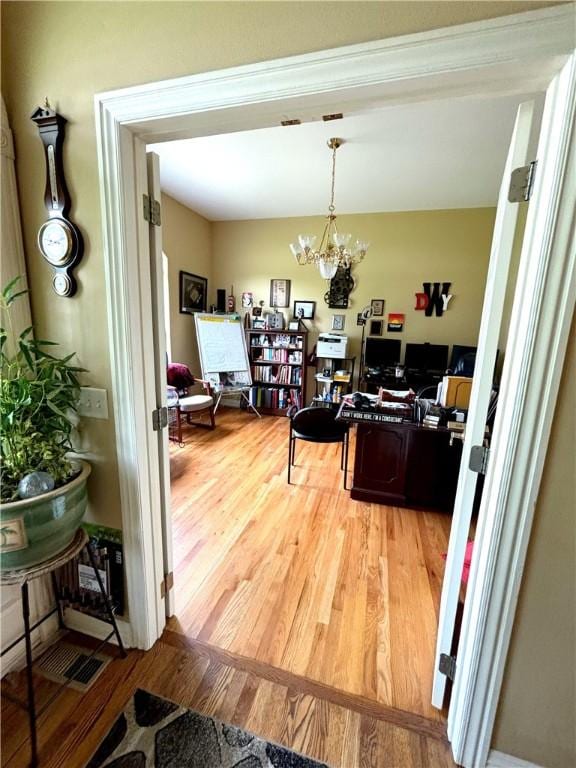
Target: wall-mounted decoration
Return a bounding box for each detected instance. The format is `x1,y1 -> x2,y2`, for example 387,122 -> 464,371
265,311 -> 285,330
369,320 -> 383,336
270,279 -> 291,308
414,282 -> 453,316
331,314 -> 345,331
387,313 -> 405,332
293,300 -> 316,320
227,285 -> 236,312
242,292 -> 253,308
324,266 -> 354,308
179,271 -> 207,314
31,103 -> 84,297
371,299 -> 385,317
252,306 -> 262,317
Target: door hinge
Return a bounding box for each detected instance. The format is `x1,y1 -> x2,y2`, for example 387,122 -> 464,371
508,160 -> 537,203
152,406 -> 168,431
160,571 -> 174,599
469,444 -> 490,475
143,194 -> 162,226
439,653 -> 457,681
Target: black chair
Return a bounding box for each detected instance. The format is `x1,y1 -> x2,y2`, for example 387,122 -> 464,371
287,406 -> 350,489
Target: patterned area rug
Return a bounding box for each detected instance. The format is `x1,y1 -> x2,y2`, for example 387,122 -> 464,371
86,688 -> 329,768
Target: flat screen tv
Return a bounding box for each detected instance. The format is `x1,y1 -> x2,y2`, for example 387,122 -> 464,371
364,338 -> 401,369
404,343 -> 449,372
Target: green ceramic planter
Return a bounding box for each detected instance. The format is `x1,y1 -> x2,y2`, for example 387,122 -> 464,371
0,461 -> 91,571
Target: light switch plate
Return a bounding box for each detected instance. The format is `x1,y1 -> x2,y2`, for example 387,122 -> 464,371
78,387 -> 109,419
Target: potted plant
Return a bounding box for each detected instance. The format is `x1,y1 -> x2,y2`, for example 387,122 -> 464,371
0,277 -> 90,570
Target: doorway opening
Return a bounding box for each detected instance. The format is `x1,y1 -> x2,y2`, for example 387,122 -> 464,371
147,90 -> 541,730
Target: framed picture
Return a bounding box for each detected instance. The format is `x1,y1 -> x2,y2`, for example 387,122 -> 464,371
180,271 -> 207,314
388,312 -> 405,332
252,318 -> 266,330
241,291 -> 253,308
331,314 -> 345,331
288,320 -> 300,331
252,306 -> 262,317
293,300 -> 316,320
371,298 -> 385,317
270,279 -> 291,308
369,319 -> 383,336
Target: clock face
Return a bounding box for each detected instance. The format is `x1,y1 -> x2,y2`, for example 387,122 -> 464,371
38,219 -> 73,266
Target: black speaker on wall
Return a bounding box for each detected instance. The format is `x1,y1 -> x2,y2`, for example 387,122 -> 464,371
216,289 -> 226,312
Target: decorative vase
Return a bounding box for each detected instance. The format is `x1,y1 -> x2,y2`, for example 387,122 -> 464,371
0,461 -> 91,571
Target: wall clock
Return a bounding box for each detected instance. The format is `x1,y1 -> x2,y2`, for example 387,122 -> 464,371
324,266 -> 355,308
31,103 -> 84,297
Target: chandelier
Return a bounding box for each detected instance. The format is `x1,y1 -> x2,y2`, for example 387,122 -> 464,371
289,138 -> 369,280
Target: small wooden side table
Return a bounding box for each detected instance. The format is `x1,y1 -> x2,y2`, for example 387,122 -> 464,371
1,528 -> 126,767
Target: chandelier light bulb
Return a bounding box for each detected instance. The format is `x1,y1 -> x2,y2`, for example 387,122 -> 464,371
289,138 -> 369,277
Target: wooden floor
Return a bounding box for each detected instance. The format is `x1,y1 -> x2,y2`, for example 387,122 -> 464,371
1,631 -> 456,767
169,409 -> 453,724
0,409 -> 457,767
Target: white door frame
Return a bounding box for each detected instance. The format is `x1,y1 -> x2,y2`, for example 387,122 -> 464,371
94,7 -> 575,766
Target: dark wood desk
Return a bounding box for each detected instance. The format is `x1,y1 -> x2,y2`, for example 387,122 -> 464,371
349,417 -> 461,511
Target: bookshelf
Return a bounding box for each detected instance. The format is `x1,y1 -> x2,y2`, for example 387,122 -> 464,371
246,329 -> 308,415
313,356 -> 356,407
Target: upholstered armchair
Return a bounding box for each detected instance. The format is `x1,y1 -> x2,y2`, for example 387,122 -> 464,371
167,363 -> 215,444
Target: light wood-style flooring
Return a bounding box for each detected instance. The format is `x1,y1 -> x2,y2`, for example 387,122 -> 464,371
1,631 -> 456,767
0,408 -> 456,767
169,408 -> 453,725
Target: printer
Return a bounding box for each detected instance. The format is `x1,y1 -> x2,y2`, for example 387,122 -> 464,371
317,333 -> 348,359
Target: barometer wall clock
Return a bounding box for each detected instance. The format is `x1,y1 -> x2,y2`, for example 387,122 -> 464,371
31,103 -> 84,297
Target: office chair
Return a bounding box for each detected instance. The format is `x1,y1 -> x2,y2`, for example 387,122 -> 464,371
287,406 -> 350,489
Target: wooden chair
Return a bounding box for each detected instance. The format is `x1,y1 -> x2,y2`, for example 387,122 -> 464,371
287,406 -> 350,488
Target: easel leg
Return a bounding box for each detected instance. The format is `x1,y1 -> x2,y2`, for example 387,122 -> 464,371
22,582 -> 39,768
240,390 -> 261,418
213,392 -> 223,414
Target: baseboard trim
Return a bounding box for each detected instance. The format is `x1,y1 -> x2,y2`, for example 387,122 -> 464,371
64,608 -> 134,648
162,629 -> 448,742
487,750 -> 544,768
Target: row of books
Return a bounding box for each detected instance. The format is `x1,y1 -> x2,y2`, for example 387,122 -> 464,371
252,364 -> 302,385
316,383 -> 345,404
254,348 -> 302,363
248,386 -> 301,410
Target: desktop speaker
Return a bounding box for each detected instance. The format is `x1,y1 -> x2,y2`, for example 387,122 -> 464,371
216,289 -> 226,312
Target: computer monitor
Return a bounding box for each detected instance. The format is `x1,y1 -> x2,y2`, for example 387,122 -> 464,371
364,338 -> 401,369
449,344 -> 477,372
404,343 -> 449,372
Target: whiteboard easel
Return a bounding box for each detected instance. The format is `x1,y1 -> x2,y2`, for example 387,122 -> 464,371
194,313 -> 261,417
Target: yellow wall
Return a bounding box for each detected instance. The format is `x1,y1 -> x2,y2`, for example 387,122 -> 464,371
2,2 -> 573,762
161,194 -> 212,375
212,209 -> 496,395
493,311 -> 576,768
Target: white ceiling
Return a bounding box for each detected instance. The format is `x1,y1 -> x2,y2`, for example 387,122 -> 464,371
149,93 -> 536,221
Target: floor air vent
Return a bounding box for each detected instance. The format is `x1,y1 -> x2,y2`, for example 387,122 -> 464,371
36,643 -> 111,692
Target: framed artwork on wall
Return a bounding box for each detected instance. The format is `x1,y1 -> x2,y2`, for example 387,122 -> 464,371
371,299 -> 385,316
369,319 -> 383,336
293,300 -> 316,320
331,314 -> 345,331
270,279 -> 291,308
180,271 -> 207,314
